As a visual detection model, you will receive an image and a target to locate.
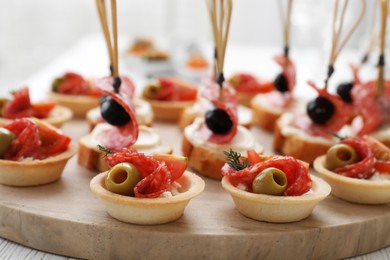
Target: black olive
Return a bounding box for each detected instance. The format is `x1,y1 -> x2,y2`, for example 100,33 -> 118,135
336,82 -> 354,103
100,95 -> 130,126
307,96 -> 335,124
273,73 -> 289,93
205,107 -> 233,134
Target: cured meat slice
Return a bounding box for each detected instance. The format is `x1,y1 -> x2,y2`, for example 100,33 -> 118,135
334,138 -> 376,179
274,54 -> 296,92
105,149 -> 186,198
96,78 -> 139,150
299,81 -> 351,134
222,155 -> 312,196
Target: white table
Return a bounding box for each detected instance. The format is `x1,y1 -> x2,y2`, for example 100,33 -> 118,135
0,35 -> 389,260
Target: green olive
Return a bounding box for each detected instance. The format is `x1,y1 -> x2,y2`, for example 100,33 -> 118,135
105,163 -> 142,196
326,144 -> 359,170
52,77 -> 65,92
0,128 -> 15,159
0,98 -> 9,116
252,167 -> 287,196
142,83 -> 162,99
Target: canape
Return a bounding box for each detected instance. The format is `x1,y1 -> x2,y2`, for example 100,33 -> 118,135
251,55 -> 306,132
182,83 -> 264,180
78,76 -> 171,172
0,87 -> 72,128
48,72 -> 101,118
90,149 -> 205,225
141,77 -> 198,121
314,136 -> 390,204
228,72 -> 274,107
273,81 -> 353,164
0,118 -> 76,186
221,150 -> 330,223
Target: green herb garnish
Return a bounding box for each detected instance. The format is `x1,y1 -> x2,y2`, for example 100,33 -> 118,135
97,144 -> 115,158
224,149 -> 250,171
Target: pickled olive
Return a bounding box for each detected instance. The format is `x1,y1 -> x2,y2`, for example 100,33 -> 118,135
100,95 -> 131,126
205,107 -> 233,134
51,77 -> 65,92
0,98 -> 8,116
307,96 -> 335,124
336,82 -> 354,103
142,83 -> 162,99
325,144 -> 359,170
228,75 -> 240,88
273,73 -> 289,93
0,128 -> 15,159
105,163 -> 142,196
252,167 -> 287,196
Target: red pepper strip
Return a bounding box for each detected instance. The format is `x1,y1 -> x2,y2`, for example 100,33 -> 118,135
375,161 -> 390,174
274,54 -> 296,92
334,138 -> 376,179
222,155 -> 311,196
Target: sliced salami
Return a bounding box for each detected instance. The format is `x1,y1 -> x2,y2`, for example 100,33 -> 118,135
96,79 -> 139,151
334,138 -> 376,179
222,155 -> 312,196
274,55 -> 296,92
105,149 -> 175,198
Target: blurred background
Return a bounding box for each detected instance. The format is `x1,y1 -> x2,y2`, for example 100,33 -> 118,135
0,0 -> 374,89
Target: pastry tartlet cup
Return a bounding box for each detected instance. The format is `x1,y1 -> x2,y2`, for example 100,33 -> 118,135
90,171 -> 205,225
221,175 -> 331,223
144,99 -> 195,121
314,155 -> 390,204
0,143 -> 77,186
0,105 -> 73,128
48,92 -> 100,118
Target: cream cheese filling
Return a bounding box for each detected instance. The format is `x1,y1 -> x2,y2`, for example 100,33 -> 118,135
278,113 -> 354,145
184,118 -> 262,157
91,123 -> 170,154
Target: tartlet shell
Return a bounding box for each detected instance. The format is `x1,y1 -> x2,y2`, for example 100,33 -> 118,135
0,105 -> 73,128
48,92 -> 99,118
0,143 -> 77,186
144,99 -> 195,121
314,155 -> 390,204
221,175 -> 331,223
90,171 -> 205,225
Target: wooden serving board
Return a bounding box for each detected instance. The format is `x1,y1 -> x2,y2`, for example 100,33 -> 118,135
0,119 -> 389,260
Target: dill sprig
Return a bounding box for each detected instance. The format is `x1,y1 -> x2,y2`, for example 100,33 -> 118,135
223,149 -> 251,171
97,144 -> 115,158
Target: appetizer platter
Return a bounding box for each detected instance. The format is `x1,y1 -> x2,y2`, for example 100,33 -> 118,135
1,0 -> 390,259
0,119 -> 390,259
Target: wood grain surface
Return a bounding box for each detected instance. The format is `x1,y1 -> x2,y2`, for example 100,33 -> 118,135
0,119 -> 389,260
